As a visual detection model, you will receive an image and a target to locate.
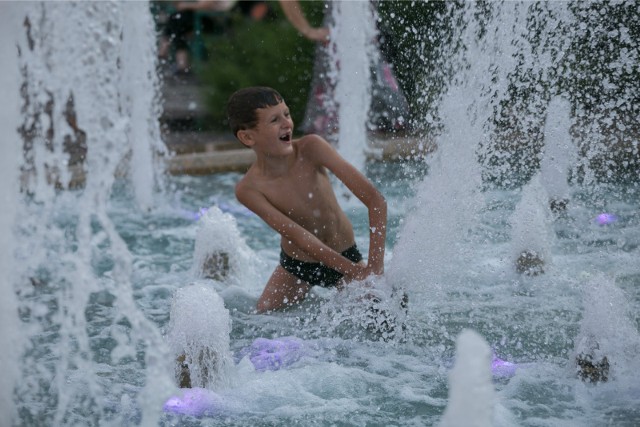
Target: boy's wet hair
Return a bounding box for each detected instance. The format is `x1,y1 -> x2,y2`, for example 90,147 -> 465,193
227,87 -> 284,137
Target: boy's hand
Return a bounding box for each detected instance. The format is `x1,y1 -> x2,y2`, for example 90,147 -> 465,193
363,264 -> 384,279
344,263 -> 380,283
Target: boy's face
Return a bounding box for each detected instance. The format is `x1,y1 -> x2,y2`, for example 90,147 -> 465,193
240,101 -> 294,154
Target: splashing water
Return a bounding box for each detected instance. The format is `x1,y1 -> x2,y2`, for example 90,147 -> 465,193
8,2 -> 171,425
438,330 -> 495,427
0,4 -> 25,423
331,0 -> 376,169
390,1 -> 640,423
574,274 -> 640,379
540,96 -> 575,203
509,175 -> 555,273
167,284 -> 234,389
190,206 -> 264,299
2,1 -> 640,426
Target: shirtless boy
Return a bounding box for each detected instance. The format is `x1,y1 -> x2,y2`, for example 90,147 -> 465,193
227,87 -> 387,313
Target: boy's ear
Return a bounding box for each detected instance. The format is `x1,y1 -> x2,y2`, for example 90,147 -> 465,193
237,129 -> 254,147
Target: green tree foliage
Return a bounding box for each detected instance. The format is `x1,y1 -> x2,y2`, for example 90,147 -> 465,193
197,2 -> 325,132
376,1 -> 450,131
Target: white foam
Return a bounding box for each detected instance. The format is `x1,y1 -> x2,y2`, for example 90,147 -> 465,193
438,330 -> 495,427
167,283 -> 234,389
575,273 -> 640,381
540,96 -> 575,201
191,206 -> 263,293
120,1 -> 166,210
332,0 -> 376,169
0,3 -> 26,422
10,3 -> 172,424
509,174 -> 554,265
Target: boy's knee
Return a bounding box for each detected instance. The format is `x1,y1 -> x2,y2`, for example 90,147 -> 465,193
257,290 -> 307,313
257,298 -> 280,313
256,300 -> 270,313
257,291 -> 282,313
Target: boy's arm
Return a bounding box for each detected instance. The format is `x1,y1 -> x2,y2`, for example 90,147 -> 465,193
235,182 -> 365,277
303,136 -> 387,276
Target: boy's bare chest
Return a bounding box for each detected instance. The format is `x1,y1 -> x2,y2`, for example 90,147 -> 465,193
258,168 -> 336,221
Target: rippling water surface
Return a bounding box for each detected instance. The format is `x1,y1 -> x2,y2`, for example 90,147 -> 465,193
99,162 -> 640,426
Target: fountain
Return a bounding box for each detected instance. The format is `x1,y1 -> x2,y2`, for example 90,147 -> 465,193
0,5 -> 24,423
389,1 -> 639,422
438,330 -> 495,427
2,1 -> 639,426
331,0 -> 375,169
539,96 -> 575,212
167,283 -> 234,389
5,2 -> 171,425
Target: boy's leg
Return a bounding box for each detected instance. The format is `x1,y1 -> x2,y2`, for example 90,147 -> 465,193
257,266 -> 311,313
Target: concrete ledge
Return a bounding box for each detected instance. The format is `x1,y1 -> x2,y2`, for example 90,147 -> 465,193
367,134 -> 435,160
165,135 -> 435,175
24,136 -> 435,186
165,149 -> 256,175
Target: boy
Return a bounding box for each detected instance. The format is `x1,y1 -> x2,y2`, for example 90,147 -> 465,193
227,87 -> 387,313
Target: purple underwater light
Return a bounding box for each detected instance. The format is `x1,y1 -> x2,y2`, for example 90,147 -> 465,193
164,337 -> 306,417
177,207 -> 210,221
241,337 -> 305,372
164,339 -> 521,418
163,387 -> 221,417
491,356 -> 517,378
179,202 -> 255,222
595,213 -> 618,225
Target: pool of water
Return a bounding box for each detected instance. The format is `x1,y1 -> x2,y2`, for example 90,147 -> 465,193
67,159 -> 639,426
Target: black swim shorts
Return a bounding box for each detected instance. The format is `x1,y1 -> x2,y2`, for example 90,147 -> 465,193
280,244 -> 363,287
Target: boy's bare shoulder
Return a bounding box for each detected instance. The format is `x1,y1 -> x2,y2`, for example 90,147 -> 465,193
295,133 -> 326,146
235,172 -> 266,211
235,165 -> 258,197
294,133 -> 332,155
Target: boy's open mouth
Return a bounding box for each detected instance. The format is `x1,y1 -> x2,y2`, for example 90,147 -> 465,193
279,133 -> 291,142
